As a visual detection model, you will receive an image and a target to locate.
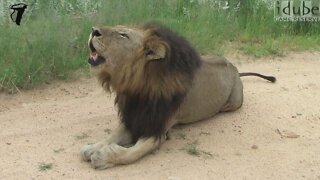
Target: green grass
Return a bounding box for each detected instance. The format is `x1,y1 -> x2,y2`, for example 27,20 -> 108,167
75,132 -> 90,140
182,140 -> 213,157
38,162 -> 53,171
0,15 -> 91,93
0,0 -> 319,92
185,140 -> 201,156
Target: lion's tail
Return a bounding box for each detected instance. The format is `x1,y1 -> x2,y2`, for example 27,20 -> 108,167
239,72 -> 276,83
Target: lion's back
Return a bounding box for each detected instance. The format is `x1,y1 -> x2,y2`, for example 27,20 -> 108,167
176,56 -> 239,123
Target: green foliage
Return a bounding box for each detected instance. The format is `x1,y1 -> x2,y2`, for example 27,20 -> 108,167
0,0 -> 319,92
0,5 -> 91,92
38,162 -> 53,171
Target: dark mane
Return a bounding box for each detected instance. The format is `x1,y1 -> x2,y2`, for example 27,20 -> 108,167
116,22 -> 202,142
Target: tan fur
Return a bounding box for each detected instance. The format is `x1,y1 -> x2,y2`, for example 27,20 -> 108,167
81,24 -> 243,169
176,56 -> 243,124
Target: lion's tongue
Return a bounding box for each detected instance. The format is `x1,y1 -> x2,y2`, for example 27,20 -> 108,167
90,52 -> 98,61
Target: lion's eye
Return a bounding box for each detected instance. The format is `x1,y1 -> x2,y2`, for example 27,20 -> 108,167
119,33 -> 129,39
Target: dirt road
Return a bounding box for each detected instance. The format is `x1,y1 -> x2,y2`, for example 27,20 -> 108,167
1,52 -> 319,180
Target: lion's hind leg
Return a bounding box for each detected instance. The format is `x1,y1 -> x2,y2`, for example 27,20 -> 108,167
221,78 -> 243,112
90,137 -> 163,169
80,124 -> 132,161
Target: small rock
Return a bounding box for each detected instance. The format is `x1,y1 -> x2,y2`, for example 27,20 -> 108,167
251,145 -> 258,149
276,129 -> 300,138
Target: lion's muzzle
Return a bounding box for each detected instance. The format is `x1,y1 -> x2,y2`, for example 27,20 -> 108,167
88,29 -> 106,67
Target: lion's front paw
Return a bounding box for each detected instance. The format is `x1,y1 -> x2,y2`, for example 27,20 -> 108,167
80,144 -> 99,161
90,143 -> 126,169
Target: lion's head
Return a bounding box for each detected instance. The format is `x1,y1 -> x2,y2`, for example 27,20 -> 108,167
88,25 -> 144,67
88,22 -> 201,97
88,22 -> 202,141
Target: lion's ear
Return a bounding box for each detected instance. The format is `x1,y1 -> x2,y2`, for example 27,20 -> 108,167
144,40 -> 167,61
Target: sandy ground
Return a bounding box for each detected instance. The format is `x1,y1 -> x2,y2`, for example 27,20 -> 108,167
0,52 -> 320,180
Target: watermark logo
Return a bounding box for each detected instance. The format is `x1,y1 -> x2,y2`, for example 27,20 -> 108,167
10,3 -> 28,26
274,0 -> 320,21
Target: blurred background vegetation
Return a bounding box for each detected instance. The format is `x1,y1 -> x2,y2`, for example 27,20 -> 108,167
0,0 -> 319,93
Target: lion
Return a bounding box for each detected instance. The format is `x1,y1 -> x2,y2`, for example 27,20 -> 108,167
81,22 -> 276,169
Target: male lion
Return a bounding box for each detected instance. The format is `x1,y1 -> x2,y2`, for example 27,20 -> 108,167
81,22 -> 276,169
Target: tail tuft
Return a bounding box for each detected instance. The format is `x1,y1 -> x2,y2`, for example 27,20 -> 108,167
267,76 -> 276,83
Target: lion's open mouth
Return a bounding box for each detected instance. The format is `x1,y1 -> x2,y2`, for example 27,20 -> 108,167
88,40 -> 107,66
88,52 -> 107,66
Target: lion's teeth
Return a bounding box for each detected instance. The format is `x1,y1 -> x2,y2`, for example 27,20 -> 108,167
90,52 -> 98,61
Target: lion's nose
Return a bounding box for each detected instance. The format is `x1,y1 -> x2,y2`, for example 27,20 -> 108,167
92,27 -> 101,37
